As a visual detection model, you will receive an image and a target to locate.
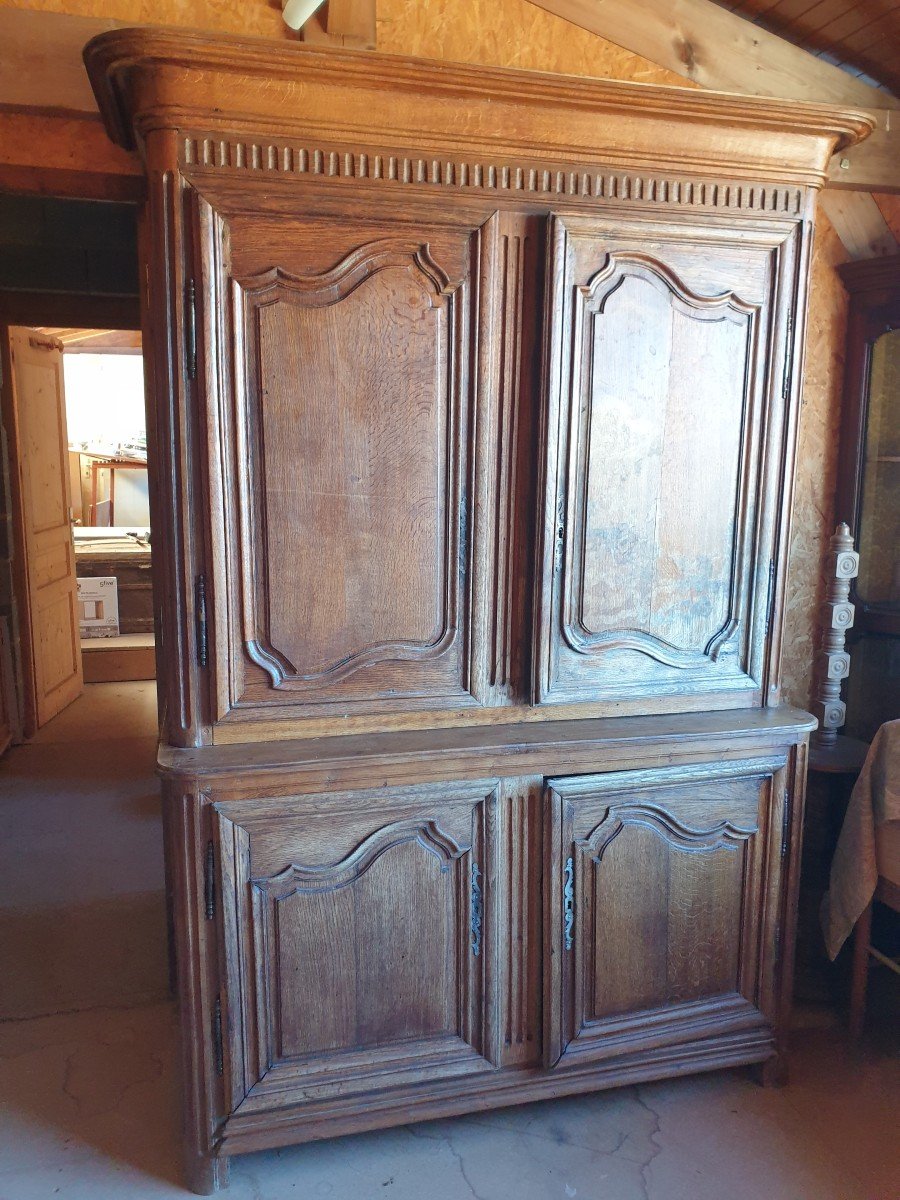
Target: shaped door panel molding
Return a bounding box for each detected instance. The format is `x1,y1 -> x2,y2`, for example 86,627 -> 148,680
213,781 -> 500,1114
536,214 -> 799,710
544,758 -> 789,1069
197,195 -> 484,721
563,253 -> 758,668
235,241 -> 460,690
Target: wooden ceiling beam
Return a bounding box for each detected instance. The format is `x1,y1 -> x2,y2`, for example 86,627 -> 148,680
0,8 -> 119,114
817,191 -> 898,258
301,0 -> 377,49
525,0 -> 899,194
827,111 -> 899,192
525,0 -> 899,107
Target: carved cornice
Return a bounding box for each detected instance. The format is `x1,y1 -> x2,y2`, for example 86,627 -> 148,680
84,28 -> 874,190
181,135 -> 807,215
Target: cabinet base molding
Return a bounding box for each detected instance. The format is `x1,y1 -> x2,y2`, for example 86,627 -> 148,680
206,1032 -> 776,1174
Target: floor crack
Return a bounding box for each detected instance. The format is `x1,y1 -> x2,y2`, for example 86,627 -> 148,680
632,1087 -> 663,1200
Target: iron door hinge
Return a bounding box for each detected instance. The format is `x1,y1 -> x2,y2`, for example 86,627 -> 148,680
470,863 -> 483,958
212,995 -> 224,1077
563,857 -> 575,951
204,840 -> 215,920
765,559 -> 777,635
195,575 -> 208,669
185,278 -> 197,381
780,795 -> 792,863
554,497 -> 566,574
781,311 -> 794,400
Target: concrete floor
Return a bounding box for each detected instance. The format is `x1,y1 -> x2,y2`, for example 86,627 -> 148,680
0,1001 -> 897,1199
0,682 -> 167,1019
1,683 -> 897,1198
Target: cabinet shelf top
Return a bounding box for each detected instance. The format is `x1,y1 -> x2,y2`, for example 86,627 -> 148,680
158,705 -> 816,783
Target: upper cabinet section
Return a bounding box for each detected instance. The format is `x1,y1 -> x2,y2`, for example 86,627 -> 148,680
535,213 -> 799,711
82,29 -> 875,745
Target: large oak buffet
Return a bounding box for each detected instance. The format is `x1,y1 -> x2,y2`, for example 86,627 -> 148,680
84,29 -> 872,1193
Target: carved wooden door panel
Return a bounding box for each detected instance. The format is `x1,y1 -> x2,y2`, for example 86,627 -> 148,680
535,212 -> 800,711
212,780 -> 499,1116
543,758 -> 789,1068
193,192 -> 485,726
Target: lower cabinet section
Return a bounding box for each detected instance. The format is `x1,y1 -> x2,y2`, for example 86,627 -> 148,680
161,718 -> 810,1193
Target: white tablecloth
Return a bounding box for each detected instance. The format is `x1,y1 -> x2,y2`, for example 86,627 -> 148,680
821,719 -> 900,960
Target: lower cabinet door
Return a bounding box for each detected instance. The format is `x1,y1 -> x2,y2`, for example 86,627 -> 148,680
544,757 -> 789,1068
212,779 -> 500,1115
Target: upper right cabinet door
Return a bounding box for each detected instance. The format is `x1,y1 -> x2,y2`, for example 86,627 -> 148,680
535,212 -> 801,712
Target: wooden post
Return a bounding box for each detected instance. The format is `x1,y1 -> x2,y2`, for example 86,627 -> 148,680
811,523 -> 859,748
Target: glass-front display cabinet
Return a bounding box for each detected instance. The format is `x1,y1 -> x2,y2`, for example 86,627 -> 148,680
837,257 -> 900,742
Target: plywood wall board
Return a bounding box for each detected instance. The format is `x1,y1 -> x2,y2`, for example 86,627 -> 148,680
782,213 -> 850,710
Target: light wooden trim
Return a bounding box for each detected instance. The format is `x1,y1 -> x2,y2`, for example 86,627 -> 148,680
302,0 -> 376,48
819,192 -> 898,261
0,8 -> 119,113
827,113 -> 900,195
526,0 -> 899,194
326,0 -> 376,46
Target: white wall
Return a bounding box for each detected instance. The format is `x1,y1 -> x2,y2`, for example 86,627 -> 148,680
64,353 -> 146,453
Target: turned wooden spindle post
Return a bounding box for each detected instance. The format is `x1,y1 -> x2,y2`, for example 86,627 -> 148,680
811,523 -> 859,748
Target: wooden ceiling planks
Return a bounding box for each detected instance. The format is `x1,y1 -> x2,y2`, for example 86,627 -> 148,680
718,0 -> 900,94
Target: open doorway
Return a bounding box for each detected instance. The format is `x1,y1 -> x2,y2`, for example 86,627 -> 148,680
0,195 -> 169,1023
2,323 -> 154,739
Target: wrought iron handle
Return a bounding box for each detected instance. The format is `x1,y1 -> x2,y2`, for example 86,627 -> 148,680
563,857 -> 574,951
471,863 -> 483,957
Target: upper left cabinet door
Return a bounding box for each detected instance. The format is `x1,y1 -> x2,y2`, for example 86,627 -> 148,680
193,196 -> 484,727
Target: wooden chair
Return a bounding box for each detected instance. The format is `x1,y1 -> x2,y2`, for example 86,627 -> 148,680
849,823 -> 900,1039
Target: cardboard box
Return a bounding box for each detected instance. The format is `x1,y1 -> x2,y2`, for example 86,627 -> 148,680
77,576 -> 120,639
